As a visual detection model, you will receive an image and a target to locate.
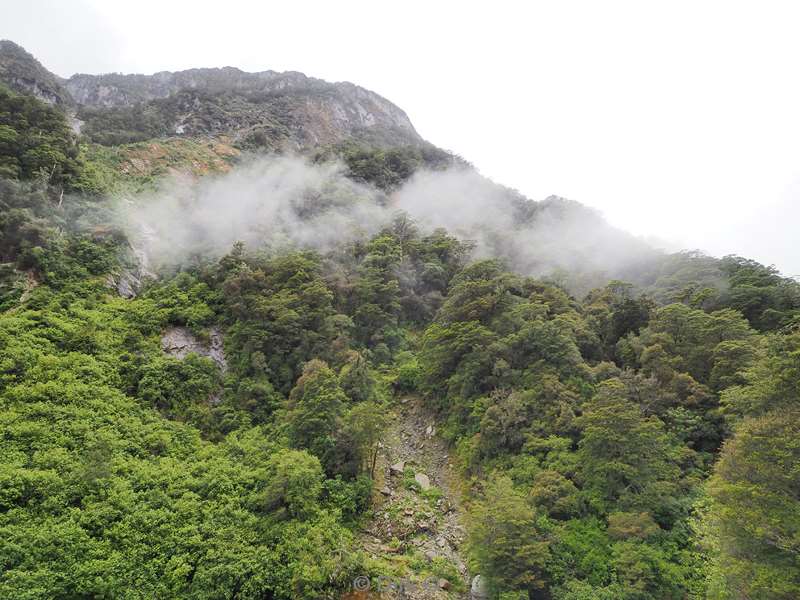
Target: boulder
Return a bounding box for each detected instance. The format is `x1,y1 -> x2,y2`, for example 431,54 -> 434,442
414,472 -> 431,490
471,575 -> 489,600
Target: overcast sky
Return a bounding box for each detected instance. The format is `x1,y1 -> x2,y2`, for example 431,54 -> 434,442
4,0 -> 799,276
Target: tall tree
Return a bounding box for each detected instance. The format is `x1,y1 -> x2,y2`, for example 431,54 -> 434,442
468,476 -> 552,597
285,360 -> 346,472
576,379 -> 680,513
706,408 -> 800,599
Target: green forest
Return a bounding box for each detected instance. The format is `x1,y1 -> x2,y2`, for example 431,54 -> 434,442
0,70 -> 799,600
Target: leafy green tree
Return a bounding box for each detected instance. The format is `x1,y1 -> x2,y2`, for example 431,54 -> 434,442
479,391 -> 531,457
606,512 -> 659,541
553,579 -> 625,600
583,281 -> 654,361
620,303 -> 754,385
722,332 -> 800,419
222,252 -> 348,394
341,401 -> 389,477
286,359 -> 347,472
0,85 -> 85,188
136,353 -> 220,428
262,449 -> 324,519
437,259 -> 516,326
706,410 -> 800,597
419,319 -> 496,410
338,350 -> 376,403
352,234 -> 402,349
528,470 -> 581,519
393,350 -> 421,393
610,541 -> 685,600
396,225 -> 471,323
576,379 -> 680,513
719,255 -> 800,331
468,476 -> 552,597
548,518 -> 614,591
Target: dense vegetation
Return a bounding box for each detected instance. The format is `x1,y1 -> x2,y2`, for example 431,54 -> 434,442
0,85 -> 84,189
0,72 -> 798,600
314,141 -> 457,190
0,40 -> 72,107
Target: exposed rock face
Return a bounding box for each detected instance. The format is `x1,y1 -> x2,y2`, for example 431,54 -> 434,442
0,40 -> 74,107
161,326 -> 227,372
64,67 -> 421,148
105,227 -> 157,299
1,40 -> 423,150
106,270 -> 141,299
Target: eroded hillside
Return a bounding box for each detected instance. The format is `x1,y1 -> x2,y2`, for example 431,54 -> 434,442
0,41 -> 798,600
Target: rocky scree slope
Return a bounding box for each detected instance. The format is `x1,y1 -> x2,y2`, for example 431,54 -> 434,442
354,397 -> 472,599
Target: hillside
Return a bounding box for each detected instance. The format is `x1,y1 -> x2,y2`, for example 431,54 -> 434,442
68,68 -> 420,147
0,39 -> 421,149
0,41 -> 799,600
0,40 -> 73,107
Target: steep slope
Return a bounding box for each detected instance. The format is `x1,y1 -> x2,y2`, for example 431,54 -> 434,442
357,397 -> 470,598
0,40 -> 73,107
0,41 -> 421,150
1,38 -> 800,600
66,67 -> 421,148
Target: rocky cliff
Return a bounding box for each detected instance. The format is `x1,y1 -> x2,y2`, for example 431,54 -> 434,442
0,40 -> 73,107
0,40 -> 421,150
65,68 -> 421,148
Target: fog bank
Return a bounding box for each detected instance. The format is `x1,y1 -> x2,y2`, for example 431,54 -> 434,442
123,155 -> 659,286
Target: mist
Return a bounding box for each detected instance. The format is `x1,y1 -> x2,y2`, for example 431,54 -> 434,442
122,154 -> 661,289
122,156 -> 387,269
393,169 -> 658,280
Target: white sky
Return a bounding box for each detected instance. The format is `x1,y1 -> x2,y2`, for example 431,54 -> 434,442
4,0 -> 799,276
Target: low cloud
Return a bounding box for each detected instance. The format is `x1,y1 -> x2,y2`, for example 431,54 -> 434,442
121,154 -> 658,289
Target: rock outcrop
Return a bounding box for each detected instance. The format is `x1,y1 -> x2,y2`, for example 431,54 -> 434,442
1,40 -> 423,150
65,68 -> 421,148
161,326 -> 227,372
0,40 -> 74,107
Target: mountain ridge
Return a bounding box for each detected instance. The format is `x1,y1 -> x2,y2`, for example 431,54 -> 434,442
1,34 -> 800,600
0,39 -> 74,106
0,39 -> 421,149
